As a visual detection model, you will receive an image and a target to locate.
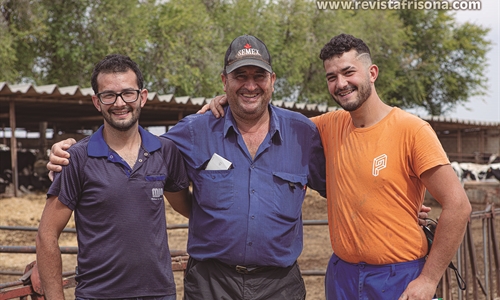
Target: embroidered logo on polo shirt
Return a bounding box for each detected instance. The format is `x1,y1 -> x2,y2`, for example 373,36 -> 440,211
145,174 -> 166,200
372,154 -> 387,176
151,187 -> 163,201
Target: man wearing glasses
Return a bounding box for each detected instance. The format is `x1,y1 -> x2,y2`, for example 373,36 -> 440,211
36,54 -> 191,300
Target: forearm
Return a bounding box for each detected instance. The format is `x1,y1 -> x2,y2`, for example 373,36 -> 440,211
36,236 -> 65,299
164,188 -> 191,218
418,199 -> 470,284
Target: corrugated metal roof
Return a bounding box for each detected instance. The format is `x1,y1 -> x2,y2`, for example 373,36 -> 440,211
0,82 -> 336,133
419,115 -> 500,127
1,82 -> 498,132
0,81 -> 336,113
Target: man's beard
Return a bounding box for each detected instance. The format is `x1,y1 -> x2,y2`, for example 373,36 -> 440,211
102,106 -> 141,131
333,80 -> 372,112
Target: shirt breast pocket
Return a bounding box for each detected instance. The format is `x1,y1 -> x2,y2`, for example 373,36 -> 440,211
145,174 -> 166,201
272,172 -> 307,221
194,169 -> 234,210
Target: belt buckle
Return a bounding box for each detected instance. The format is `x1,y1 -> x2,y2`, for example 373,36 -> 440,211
235,265 -> 250,274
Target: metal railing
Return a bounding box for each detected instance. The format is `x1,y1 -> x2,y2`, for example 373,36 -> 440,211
445,204 -> 500,300
1,211 -> 499,300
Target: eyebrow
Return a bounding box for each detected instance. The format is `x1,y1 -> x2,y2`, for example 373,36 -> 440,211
326,65 -> 355,77
99,88 -> 137,93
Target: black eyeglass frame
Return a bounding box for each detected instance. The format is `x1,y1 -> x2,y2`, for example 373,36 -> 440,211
96,89 -> 142,105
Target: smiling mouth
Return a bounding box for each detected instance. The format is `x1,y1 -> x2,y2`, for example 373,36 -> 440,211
111,109 -> 130,116
337,88 -> 355,97
241,93 -> 259,99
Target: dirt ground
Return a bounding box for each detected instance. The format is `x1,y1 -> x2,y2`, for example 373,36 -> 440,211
0,189 -> 498,299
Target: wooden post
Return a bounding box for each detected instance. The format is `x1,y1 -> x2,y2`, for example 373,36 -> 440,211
457,129 -> 462,162
479,130 -> 485,163
39,121 -> 48,159
490,204 -> 500,297
1,123 -> 6,145
9,101 -> 19,197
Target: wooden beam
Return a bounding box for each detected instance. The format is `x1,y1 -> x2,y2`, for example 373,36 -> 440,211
9,101 -> 18,197
39,122 -> 48,159
457,129 -> 462,161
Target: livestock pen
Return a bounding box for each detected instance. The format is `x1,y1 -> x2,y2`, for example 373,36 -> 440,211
1,189 -> 499,299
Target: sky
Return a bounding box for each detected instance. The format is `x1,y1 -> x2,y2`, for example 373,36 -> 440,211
412,0 -> 500,122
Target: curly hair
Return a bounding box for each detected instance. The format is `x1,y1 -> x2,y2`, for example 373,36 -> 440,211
319,34 -> 371,63
91,54 -> 144,94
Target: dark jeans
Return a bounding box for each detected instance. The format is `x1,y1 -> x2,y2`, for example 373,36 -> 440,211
183,257 -> 306,300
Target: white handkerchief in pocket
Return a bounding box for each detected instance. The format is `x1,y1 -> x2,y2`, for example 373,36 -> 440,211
205,153 -> 232,170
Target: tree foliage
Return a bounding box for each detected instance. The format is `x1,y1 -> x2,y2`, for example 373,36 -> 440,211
394,8 -> 491,115
0,0 -> 47,83
0,0 -> 491,116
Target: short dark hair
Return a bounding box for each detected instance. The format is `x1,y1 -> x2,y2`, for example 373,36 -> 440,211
91,54 -> 144,94
319,33 -> 371,62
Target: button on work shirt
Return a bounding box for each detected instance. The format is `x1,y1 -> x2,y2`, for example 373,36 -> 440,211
164,104 -> 326,267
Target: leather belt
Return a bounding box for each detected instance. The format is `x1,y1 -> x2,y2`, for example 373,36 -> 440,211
233,265 -> 278,275
213,259 -> 286,275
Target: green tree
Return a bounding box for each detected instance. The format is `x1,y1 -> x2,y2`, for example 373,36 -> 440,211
36,0 -> 149,87
395,9 -> 491,115
1,0 -> 492,116
142,0 -> 222,96
0,0 -> 47,83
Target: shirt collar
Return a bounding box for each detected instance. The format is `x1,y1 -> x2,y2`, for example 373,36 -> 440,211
88,125 -> 161,157
222,104 -> 283,142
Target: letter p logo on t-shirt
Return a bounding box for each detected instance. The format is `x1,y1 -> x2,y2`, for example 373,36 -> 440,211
372,154 -> 387,176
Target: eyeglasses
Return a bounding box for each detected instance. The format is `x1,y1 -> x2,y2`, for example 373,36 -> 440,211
96,89 -> 141,105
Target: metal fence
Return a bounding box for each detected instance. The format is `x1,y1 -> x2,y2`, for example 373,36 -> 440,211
1,210 -> 499,299
444,204 -> 500,300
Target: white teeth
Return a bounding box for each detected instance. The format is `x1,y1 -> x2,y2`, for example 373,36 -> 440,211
113,111 -> 129,115
242,93 -> 258,98
338,90 -> 353,96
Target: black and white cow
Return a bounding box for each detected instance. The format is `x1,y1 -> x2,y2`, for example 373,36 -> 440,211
0,149 -> 50,192
486,163 -> 500,181
459,163 -> 490,181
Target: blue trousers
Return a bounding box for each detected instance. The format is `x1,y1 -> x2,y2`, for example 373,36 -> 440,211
325,253 -> 426,300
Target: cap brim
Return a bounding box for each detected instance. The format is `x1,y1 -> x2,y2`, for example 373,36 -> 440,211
226,58 -> 273,74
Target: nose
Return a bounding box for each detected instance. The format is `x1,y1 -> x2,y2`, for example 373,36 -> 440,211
243,78 -> 258,91
114,94 -> 127,106
337,75 -> 348,89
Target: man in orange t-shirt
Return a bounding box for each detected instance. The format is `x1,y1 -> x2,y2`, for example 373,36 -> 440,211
311,33 -> 471,300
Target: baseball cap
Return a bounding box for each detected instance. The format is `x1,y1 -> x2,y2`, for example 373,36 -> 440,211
224,35 -> 273,74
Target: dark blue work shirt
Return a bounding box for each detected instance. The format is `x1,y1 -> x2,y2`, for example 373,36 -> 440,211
163,104 -> 326,267
48,125 -> 189,298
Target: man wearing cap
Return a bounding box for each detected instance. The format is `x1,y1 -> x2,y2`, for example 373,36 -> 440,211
46,35 -> 326,299
165,34 -> 326,299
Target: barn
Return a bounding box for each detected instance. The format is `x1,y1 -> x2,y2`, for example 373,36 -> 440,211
1,81 -> 500,196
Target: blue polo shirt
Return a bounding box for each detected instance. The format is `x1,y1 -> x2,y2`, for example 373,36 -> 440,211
164,104 -> 326,268
48,125 -> 189,298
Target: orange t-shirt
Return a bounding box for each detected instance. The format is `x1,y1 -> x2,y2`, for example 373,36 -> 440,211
311,108 -> 449,264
